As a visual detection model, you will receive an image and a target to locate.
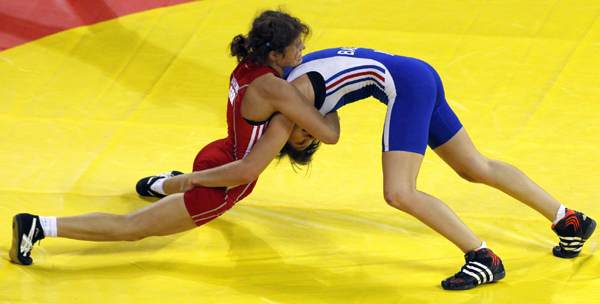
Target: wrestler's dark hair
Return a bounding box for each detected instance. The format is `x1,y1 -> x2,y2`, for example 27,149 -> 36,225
230,9 -> 311,65
276,139 -> 321,171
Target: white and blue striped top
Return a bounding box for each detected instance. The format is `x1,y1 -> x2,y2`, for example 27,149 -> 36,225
284,47 -> 398,115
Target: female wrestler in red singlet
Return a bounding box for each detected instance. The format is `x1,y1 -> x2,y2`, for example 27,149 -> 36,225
10,10 -> 340,266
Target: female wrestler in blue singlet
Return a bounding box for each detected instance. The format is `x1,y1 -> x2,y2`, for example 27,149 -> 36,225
282,47 -> 595,290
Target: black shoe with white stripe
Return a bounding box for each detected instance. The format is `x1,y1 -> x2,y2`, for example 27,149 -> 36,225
136,171 -> 184,198
9,213 -> 45,266
442,248 -> 505,290
552,209 -> 596,259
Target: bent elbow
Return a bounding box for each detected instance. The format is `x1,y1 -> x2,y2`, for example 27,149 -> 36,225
321,133 -> 339,145
239,168 -> 259,184
330,135 -> 340,145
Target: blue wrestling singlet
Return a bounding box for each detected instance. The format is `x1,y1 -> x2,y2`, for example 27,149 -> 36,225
284,47 -> 463,155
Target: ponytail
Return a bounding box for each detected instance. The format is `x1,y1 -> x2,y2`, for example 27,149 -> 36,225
230,34 -> 250,63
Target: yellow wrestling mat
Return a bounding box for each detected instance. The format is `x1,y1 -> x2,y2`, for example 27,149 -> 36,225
1,0 -> 599,302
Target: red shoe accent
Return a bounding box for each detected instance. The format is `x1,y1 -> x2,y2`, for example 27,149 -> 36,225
552,209 -> 576,229
486,252 -> 500,266
566,216 -> 580,230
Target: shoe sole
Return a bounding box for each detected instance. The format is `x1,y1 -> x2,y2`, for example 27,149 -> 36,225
493,271 -> 506,282
8,215 -> 32,266
442,271 -> 506,290
584,219 -> 597,240
553,219 -> 596,259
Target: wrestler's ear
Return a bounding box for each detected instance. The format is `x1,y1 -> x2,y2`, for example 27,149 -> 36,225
269,50 -> 284,63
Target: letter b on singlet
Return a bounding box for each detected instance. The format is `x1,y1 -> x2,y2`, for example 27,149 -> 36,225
338,47 -> 358,55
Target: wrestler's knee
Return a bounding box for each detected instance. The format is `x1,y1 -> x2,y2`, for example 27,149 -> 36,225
120,213 -> 153,241
383,187 -> 419,213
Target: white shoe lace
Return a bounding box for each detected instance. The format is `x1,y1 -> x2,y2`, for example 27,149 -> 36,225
156,171 -> 177,178
19,217 -> 37,256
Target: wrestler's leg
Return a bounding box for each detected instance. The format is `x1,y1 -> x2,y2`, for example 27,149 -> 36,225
57,193 -> 196,241
382,151 -> 482,253
433,128 -> 560,221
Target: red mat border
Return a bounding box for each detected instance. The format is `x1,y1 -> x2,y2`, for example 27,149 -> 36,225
0,0 -> 198,51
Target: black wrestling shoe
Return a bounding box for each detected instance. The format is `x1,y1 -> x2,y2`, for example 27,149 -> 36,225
9,213 -> 45,266
136,171 -> 183,198
442,248 -> 505,290
552,209 -> 596,259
